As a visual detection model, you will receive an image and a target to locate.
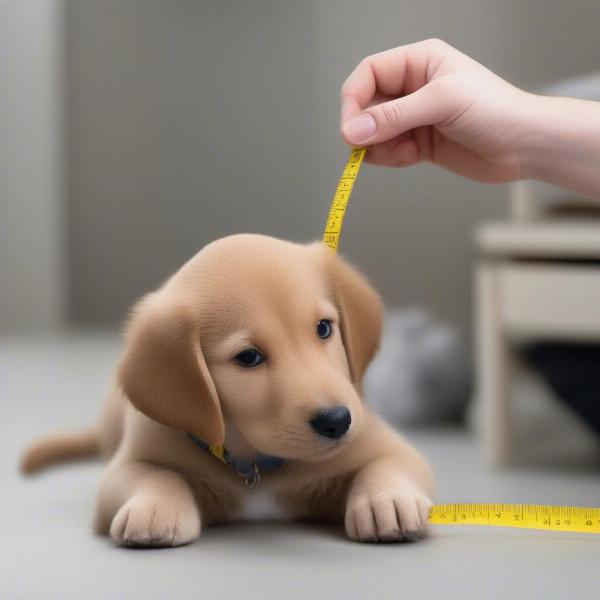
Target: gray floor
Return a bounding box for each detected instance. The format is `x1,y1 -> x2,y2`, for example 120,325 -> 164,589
2,332 -> 600,599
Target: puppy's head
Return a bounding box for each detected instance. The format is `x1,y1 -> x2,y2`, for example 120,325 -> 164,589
118,234 -> 382,461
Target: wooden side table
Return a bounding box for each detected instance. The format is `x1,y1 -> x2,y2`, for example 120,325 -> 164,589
475,222 -> 600,465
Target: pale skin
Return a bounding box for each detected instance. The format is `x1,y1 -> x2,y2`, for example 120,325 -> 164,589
340,38 -> 600,201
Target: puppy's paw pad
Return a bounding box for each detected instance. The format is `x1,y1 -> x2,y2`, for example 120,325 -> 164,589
345,489 -> 432,543
110,497 -> 200,548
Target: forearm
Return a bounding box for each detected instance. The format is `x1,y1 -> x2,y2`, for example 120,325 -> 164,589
520,94 -> 600,200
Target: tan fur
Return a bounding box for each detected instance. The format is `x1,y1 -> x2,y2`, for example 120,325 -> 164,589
21,428 -> 100,474
22,234 -> 435,546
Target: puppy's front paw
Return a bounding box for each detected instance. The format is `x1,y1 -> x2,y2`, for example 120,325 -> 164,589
110,495 -> 201,548
345,486 -> 432,543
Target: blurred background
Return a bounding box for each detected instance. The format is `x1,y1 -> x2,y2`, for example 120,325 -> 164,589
2,2 -> 600,597
3,0 -> 600,452
2,0 -> 599,333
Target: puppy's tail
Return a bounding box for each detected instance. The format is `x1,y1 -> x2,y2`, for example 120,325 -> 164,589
20,427 -> 101,475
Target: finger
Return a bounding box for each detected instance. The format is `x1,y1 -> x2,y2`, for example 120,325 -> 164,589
340,39 -> 445,112
339,91 -> 399,140
340,51 -> 406,114
342,80 -> 458,146
364,135 -> 421,167
340,96 -> 362,130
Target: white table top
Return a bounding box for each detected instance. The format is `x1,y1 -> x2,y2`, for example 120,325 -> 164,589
476,221 -> 600,258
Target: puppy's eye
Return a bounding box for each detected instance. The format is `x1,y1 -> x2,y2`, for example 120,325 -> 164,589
316,319 -> 333,340
234,348 -> 265,368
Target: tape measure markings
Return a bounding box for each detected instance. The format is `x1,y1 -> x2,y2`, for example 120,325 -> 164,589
322,147 -> 366,251
429,503 -> 600,533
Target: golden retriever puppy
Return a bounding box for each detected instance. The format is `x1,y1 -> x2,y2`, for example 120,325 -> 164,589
22,234 -> 434,546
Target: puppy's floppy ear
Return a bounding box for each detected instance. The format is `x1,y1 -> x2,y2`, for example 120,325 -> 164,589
331,255 -> 383,383
118,292 -> 225,446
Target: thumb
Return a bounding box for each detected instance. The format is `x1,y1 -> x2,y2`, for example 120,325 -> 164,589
341,82 -> 455,145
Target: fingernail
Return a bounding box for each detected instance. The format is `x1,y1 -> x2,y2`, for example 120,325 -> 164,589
342,113 -> 376,144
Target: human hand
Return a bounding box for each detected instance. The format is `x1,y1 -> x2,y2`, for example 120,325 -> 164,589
340,39 -> 537,183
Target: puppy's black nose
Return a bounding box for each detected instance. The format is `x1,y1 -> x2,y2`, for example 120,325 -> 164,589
310,406 -> 351,439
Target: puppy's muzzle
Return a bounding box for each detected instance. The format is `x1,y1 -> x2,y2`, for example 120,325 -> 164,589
310,406 -> 351,440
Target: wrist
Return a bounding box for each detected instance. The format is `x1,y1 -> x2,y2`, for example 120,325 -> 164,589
516,93 -> 560,181
517,93 -> 600,199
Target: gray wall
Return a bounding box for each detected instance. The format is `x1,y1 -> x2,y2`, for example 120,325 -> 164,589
66,0 -> 321,325
0,0 -> 67,332
65,0 -> 600,332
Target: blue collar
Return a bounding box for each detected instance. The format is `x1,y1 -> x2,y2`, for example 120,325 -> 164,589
187,433 -> 285,489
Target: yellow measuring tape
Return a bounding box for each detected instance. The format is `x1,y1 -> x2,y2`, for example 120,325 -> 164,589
323,147 -> 600,535
323,147 -> 366,251
429,504 -> 600,533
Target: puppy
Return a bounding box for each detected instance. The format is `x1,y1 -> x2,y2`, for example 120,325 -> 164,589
21,234 -> 435,546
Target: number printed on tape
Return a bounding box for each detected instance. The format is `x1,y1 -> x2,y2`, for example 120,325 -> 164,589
428,504 -> 600,534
